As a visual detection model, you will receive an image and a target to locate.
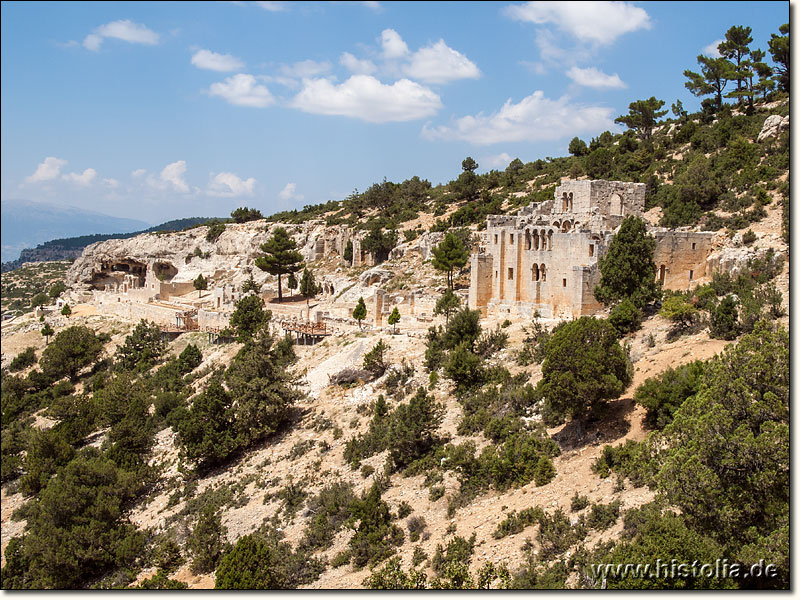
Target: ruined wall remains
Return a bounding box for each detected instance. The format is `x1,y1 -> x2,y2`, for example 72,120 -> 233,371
469,180 -> 713,318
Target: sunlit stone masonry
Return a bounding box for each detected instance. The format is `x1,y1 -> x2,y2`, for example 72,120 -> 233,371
468,180 -> 715,319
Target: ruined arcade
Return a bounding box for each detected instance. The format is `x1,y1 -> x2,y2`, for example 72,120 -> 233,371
468,180 -> 715,318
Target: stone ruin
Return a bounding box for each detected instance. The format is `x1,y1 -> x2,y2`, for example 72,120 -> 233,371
468,180 -> 715,319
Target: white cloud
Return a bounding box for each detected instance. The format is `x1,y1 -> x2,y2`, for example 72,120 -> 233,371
25,157 -> 67,183
381,28 -> 409,59
403,39 -> 480,84
703,39 -> 724,58
62,168 -> 97,186
359,1 -> 382,11
505,1 -> 651,45
278,182 -> 303,201
83,19 -> 159,51
103,178 -> 120,188
566,66 -> 626,89
254,1 -> 287,11
191,49 -> 245,72
131,168 -> 147,178
278,59 -> 332,79
291,75 -> 442,123
148,160 -> 190,193
422,90 -> 616,145
208,172 -> 256,197
209,74 -> 275,107
483,152 -> 513,169
340,51 -> 377,74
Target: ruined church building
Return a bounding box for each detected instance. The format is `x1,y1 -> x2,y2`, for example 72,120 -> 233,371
468,180 -> 715,319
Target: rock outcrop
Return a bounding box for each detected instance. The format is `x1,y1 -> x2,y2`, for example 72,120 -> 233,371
756,114 -> 789,142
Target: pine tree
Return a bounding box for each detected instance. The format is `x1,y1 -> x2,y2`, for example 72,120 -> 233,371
353,297 -> 367,330
614,97 -> 667,140
768,24 -> 789,92
255,227 -> 304,302
193,273 -> 208,298
431,232 -> 469,289
299,268 -> 319,299
388,306 -> 401,334
40,323 -> 54,345
594,216 -> 661,309
434,289 -> 461,324
684,55 -> 733,110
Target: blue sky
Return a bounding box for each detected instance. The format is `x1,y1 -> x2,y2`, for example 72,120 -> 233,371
0,1 -> 789,225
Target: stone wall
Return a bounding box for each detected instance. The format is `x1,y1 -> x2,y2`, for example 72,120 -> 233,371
652,230 -> 715,290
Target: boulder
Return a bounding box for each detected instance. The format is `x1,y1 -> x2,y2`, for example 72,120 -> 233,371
756,114 -> 789,142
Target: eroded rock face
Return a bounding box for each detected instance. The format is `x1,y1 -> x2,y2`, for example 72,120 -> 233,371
757,114 -> 789,142
66,221 -> 355,289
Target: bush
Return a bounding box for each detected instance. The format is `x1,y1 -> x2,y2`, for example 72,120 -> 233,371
710,295 -> 738,340
570,492 -> 589,512
40,325 -> 104,382
188,505 -> 229,574
537,317 -> 632,426
533,456 -> 556,486
206,221 -> 226,242
115,320 -> 166,372
388,388 -> 444,470
348,482 -> 404,569
586,500 -> 622,530
9,347 -> 37,372
634,360 -> 705,429
178,344 -> 203,372
363,340 -> 389,377
608,299 -> 642,336
229,295 -> 271,341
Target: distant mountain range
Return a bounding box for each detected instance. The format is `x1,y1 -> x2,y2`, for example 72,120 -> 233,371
1,199 -> 220,271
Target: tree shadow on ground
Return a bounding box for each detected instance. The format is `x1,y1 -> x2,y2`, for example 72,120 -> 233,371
552,397 -> 635,451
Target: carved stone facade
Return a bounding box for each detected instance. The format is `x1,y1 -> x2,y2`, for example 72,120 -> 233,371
468,180 -> 714,319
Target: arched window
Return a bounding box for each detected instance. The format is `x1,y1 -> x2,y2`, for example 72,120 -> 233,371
532,264 -> 539,281
562,221 -> 571,233
533,230 -> 539,251
540,264 -> 547,282
562,192 -> 568,212
609,193 -> 623,216
568,192 -> 574,211
525,230 -> 532,250
547,230 -> 553,251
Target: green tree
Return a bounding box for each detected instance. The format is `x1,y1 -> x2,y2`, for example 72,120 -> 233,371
353,297 -> 367,330
710,294 -> 738,340
230,206 -> 264,223
388,307 -> 401,334
608,298 -> 642,336
634,360 -> 705,429
461,157 -> 478,173
19,428 -> 75,496
30,292 -> 49,309
40,325 -> 103,381
255,226 -> 304,302
718,25 -> 753,105
432,232 -> 470,289
205,221 -> 226,243
659,295 -> 699,333
188,505 -> 229,574
537,317 -> 632,426
115,320 -> 166,371
751,48 -> 776,100
286,271 -> 298,296
363,340 -> 389,377
241,273 -> 261,294
173,376 -> 237,469
670,99 -> 687,121
60,304 -> 71,317
215,533 -> 288,589
443,307 -> 482,350
568,137 -> 588,157
594,216 -> 660,309
9,347 -> 37,372
768,23 -> 789,92
48,282 -> 66,299
361,226 -> 398,264
434,289 -> 461,324
583,147 -> 614,179
444,342 -> 484,393
178,343 -> 203,373
343,240 -> 354,265
655,322 -> 788,583
229,294 -> 271,341
614,97 -> 667,140
299,268 -> 319,299
684,55 -> 733,110
40,323 -> 54,345
388,387 -> 444,469
193,273 -> 208,298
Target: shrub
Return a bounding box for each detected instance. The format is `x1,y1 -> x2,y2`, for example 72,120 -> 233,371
206,221 -> 226,242
537,509 -> 586,560
709,295 -> 738,340
188,505 -> 229,574
608,299 -> 642,336
363,340 -> 389,377
570,493 -> 590,512
348,482 -> 404,569
178,344 -> 203,372
537,317 -> 632,426
229,295 -> 271,341
9,347 -> 37,372
586,500 -> 622,530
533,456 -> 556,486
407,515 -> 427,542
634,360 -> 705,429
40,325 -> 104,382
115,320 -> 166,372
